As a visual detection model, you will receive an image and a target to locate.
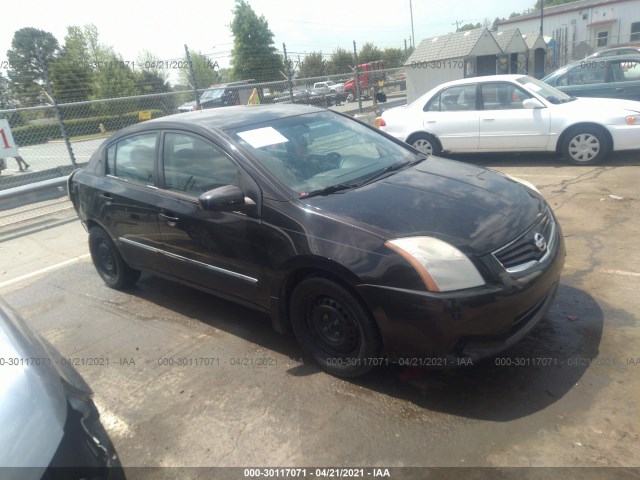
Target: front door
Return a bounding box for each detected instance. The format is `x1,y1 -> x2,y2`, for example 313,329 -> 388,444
478,82 -> 551,150
156,131 -> 266,306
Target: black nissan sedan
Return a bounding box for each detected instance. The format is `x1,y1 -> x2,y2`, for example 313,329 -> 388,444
68,104 -> 565,377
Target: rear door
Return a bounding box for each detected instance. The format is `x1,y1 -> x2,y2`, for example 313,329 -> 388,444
156,131 -> 267,306
97,132 -> 165,272
422,84 -> 480,151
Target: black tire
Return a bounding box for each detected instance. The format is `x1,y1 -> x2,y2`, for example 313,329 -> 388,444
88,226 -> 141,290
408,133 -> 441,156
289,277 -> 382,377
561,127 -> 610,165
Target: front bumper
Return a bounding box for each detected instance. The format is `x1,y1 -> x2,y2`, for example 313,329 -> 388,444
357,228 -> 565,365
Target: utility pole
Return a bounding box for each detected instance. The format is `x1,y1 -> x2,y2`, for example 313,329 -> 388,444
410,0 -> 415,48
453,20 -> 464,31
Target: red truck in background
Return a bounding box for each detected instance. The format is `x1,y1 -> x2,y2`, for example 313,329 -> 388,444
343,61 -> 385,102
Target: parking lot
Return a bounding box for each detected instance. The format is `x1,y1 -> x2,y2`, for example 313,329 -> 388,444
1,150 -> 639,477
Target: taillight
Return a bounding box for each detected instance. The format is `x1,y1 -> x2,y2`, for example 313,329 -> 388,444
375,117 -> 386,128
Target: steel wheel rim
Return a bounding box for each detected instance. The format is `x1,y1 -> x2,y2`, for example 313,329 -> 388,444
568,133 -> 600,162
306,296 -> 360,357
413,139 -> 433,155
97,241 -> 117,280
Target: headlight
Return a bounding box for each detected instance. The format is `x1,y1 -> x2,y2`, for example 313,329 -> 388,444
386,237 -> 485,292
626,114 -> 640,125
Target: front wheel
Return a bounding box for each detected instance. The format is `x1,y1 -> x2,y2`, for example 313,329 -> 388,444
88,226 -> 141,290
290,277 -> 382,377
561,127 -> 610,165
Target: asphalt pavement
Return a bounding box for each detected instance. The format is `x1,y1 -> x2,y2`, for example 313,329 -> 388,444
0,151 -> 639,477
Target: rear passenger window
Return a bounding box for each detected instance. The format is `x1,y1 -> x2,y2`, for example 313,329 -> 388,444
106,133 -> 157,185
425,85 -> 477,112
162,133 -> 239,196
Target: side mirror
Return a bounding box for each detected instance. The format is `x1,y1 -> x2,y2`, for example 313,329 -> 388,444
523,98 -> 545,109
199,185 -> 245,211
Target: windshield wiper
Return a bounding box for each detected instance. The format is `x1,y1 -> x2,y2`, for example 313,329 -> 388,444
300,183 -> 359,199
361,157 -> 425,186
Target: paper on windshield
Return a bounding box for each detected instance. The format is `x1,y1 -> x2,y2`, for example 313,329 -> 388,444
237,127 -> 289,149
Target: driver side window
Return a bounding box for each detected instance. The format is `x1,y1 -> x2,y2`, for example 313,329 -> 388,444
162,133 -> 239,196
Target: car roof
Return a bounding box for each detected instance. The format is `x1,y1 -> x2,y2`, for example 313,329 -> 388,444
428,74 -> 530,89
143,104 -> 326,132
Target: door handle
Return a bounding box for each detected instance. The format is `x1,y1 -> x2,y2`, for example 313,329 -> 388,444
98,193 -> 112,204
159,213 -> 179,227
481,118 -> 495,122
615,88 -> 625,92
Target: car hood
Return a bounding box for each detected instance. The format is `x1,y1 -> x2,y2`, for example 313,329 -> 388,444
302,157 -> 546,256
0,299 -> 67,470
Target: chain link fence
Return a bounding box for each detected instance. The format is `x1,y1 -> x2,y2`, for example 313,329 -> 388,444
0,66 -> 406,196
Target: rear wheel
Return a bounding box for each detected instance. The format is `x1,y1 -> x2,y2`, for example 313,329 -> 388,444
88,226 -> 140,290
290,277 -> 382,377
409,133 -> 441,156
561,127 -> 610,165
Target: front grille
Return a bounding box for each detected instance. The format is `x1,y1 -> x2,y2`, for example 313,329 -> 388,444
493,210 -> 555,272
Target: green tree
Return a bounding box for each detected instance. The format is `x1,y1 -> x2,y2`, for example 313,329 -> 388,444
457,22 -> 482,32
136,50 -> 170,94
299,51 -> 326,79
230,0 -> 283,81
178,51 -> 220,89
357,42 -> 382,64
6,27 -> 59,106
381,48 -> 404,68
49,26 -> 93,103
327,48 -> 354,75
91,52 -> 138,100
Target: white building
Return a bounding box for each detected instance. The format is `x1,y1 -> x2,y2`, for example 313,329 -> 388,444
497,0 -> 640,66
404,28 -> 502,103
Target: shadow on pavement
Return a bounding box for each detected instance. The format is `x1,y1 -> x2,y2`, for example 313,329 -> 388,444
130,277 -> 602,423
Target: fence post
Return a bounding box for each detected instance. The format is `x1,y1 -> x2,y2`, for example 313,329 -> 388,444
37,48 -> 77,167
283,43 -> 294,103
353,41 -> 362,113
185,44 -> 201,110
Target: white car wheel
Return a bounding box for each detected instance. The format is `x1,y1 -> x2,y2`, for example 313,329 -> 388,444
562,127 -> 610,166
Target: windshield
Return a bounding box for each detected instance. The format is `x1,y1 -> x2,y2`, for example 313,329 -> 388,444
516,76 -> 574,104
228,111 -> 421,197
200,88 -> 225,100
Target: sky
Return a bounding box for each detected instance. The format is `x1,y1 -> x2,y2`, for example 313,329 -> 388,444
1,0 -> 536,81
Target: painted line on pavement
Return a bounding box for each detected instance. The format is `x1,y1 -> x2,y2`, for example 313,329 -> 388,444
0,254 -> 91,290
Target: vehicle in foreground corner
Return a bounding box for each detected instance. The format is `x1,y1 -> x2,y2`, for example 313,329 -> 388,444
68,104 -> 565,377
380,74 -> 640,165
0,297 -> 124,480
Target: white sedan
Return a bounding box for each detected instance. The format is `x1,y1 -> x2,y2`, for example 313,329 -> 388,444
379,74 -> 640,165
